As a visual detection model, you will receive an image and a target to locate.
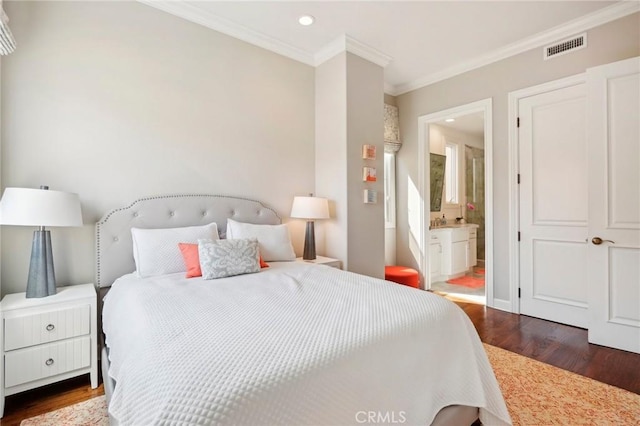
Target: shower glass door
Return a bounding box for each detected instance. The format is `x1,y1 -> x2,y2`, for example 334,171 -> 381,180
465,146 -> 485,262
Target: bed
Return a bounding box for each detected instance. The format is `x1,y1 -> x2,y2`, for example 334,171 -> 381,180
97,194 -> 511,425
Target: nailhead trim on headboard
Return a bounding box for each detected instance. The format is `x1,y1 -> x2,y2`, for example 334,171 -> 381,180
95,194 -> 281,288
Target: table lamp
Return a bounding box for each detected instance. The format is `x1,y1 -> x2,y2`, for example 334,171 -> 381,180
0,186 -> 83,298
290,194 -> 330,260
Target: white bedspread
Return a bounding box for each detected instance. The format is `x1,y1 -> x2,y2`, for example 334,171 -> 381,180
103,262 -> 511,425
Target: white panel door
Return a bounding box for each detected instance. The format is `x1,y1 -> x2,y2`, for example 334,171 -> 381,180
587,57 -> 640,354
519,82 -> 589,328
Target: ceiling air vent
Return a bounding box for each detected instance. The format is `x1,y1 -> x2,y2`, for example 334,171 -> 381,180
544,33 -> 587,60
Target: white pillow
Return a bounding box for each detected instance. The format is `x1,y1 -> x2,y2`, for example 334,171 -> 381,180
226,218 -> 295,262
132,222 -> 218,277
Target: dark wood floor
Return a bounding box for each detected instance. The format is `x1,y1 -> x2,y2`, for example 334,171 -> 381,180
454,298 -> 640,394
2,377 -> 104,426
3,299 -> 639,424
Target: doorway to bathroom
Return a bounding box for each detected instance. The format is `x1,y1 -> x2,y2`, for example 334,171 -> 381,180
418,99 -> 494,307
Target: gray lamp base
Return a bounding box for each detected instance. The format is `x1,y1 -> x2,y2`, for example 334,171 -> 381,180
26,230 -> 57,298
302,220 -> 316,260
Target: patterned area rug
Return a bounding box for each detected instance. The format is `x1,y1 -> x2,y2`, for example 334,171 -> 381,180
20,346 -> 640,425
20,396 -> 108,425
446,275 -> 485,288
484,344 -> 640,425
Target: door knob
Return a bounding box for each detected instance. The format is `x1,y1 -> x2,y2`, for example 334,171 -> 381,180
592,237 -> 615,245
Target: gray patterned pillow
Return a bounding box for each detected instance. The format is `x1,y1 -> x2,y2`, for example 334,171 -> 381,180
198,238 -> 260,279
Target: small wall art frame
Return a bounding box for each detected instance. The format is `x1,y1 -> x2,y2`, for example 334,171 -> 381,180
363,167 -> 377,182
362,145 -> 376,160
363,189 -> 378,204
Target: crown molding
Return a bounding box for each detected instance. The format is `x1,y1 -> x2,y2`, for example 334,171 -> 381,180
314,34 -> 392,68
137,1 -> 637,96
344,35 -> 393,68
314,35 -> 346,66
384,81 -> 396,96
137,0 -> 315,66
391,1 -> 640,95
138,1 -> 393,69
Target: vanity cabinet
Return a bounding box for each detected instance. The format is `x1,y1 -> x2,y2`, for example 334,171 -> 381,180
430,225 -> 479,281
468,227 -> 478,268
429,234 -> 442,282
451,240 -> 468,275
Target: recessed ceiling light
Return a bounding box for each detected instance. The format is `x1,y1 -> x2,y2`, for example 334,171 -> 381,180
298,15 -> 315,26
445,118 -> 455,122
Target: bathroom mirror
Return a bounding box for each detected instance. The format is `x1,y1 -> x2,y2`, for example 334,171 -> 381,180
430,153 -> 446,212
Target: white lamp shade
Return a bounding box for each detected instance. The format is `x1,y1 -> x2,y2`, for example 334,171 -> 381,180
290,196 -> 330,220
0,187 -> 83,227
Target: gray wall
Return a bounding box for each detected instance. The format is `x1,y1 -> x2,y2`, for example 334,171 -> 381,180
316,52 -> 385,278
345,53 -> 385,278
316,53 -> 348,264
1,1 -> 315,295
395,13 -> 640,302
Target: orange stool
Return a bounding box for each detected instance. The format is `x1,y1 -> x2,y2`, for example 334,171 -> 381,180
385,265 -> 420,289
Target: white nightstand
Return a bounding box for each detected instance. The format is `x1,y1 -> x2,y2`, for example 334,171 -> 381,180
296,256 -> 342,269
0,283 -> 98,417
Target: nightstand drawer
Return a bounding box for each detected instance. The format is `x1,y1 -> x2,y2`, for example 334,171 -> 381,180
5,336 -> 91,388
4,304 -> 91,351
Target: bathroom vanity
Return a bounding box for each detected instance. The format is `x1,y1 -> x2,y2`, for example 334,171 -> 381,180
429,224 -> 479,282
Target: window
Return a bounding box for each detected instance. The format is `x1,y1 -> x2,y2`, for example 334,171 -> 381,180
445,143 -> 458,204
384,152 -> 396,228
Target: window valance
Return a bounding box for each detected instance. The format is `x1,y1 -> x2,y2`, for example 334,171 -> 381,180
384,104 -> 402,153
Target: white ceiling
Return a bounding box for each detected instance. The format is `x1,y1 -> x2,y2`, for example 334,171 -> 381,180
140,1 -> 637,95
436,112 -> 485,139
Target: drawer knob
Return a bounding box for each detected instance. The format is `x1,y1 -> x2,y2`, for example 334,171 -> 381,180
46,324 -> 55,331
45,358 -> 55,366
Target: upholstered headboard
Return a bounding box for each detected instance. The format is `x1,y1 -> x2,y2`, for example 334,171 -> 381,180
95,194 -> 281,288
